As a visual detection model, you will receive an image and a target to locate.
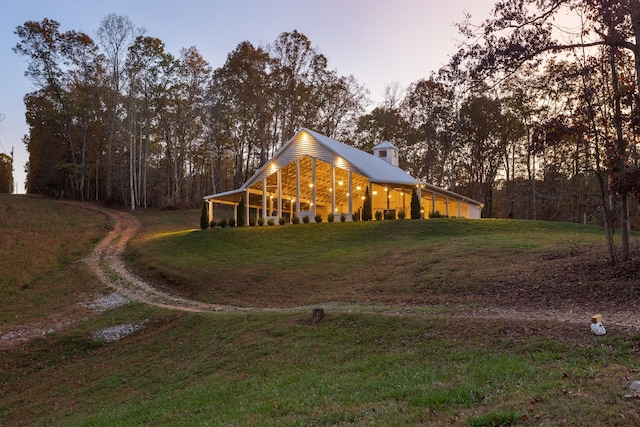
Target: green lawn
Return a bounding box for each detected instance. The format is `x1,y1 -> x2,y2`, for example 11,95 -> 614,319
2,197 -> 640,426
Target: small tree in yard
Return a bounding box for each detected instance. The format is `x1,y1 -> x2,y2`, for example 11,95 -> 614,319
237,197 -> 246,226
200,203 -> 209,229
362,186 -> 373,221
410,188 -> 421,219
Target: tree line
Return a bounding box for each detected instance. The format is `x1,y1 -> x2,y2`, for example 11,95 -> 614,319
12,4 -> 640,260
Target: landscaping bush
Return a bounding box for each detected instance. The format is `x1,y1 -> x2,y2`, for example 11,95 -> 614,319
385,210 -> 395,220
315,214 -> 323,223
279,217 -> 286,225
428,210 -> 448,218
292,215 -> 300,224
267,218 -> 275,226
411,187 -> 421,219
228,218 -> 236,227
249,218 -> 256,226
219,218 -> 227,228
303,215 -> 310,224
209,220 -> 216,228
200,203 -> 209,229
362,187 -> 372,221
352,210 -> 360,221
375,210 -> 383,221
327,213 -> 334,223
340,213 -> 346,222
398,209 -> 406,219
237,197 -> 245,227
257,217 -> 265,226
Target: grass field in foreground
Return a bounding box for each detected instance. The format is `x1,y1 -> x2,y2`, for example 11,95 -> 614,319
2,198 -> 640,426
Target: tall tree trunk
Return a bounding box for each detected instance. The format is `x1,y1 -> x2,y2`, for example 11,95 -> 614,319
610,47 -> 630,262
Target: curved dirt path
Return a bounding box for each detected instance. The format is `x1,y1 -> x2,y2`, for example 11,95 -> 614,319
3,202 -> 639,350
86,206 -> 246,313
88,205 -> 640,331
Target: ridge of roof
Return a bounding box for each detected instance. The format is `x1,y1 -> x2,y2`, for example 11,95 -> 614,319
372,140 -> 398,151
301,128 -> 420,185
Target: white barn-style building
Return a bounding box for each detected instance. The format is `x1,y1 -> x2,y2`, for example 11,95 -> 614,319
203,128 -> 483,224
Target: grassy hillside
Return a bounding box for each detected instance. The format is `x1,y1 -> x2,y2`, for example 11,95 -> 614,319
2,198 -> 640,426
0,195 -> 109,325
127,213 -> 624,311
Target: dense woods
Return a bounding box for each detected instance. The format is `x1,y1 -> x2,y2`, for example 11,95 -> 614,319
13,4 -> 640,254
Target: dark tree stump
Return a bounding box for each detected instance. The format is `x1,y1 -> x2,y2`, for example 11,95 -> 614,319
311,308 -> 325,324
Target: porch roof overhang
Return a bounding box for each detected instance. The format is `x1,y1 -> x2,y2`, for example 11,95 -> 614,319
203,188 -> 244,205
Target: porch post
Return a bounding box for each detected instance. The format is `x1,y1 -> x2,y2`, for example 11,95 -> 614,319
311,157 -> 317,220
208,200 -> 214,225
348,171 -> 353,219
277,169 -> 282,219
431,192 -> 436,214
331,164 -> 335,215
245,190 -> 250,226
295,159 -> 300,214
262,178 -> 267,220
457,200 -> 461,218
445,197 -> 449,216
233,203 -> 238,224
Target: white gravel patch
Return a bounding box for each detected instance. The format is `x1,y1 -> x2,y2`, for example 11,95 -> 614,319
82,293 -> 129,312
91,323 -> 143,342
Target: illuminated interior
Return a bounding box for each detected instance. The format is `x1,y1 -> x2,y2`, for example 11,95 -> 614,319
204,130 -> 483,224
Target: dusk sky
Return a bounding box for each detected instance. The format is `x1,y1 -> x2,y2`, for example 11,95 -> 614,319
1,0 -> 498,194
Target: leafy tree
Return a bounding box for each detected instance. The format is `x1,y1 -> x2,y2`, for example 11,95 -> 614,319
14,19 -> 103,199
97,14 -> 140,203
458,92 -> 504,218
410,187 -> 421,219
209,41 -> 272,188
362,186 -> 372,221
402,78 -> 459,187
0,153 -> 12,193
451,0 -> 640,261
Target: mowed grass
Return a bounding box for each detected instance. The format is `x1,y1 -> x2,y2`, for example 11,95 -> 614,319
2,199 -> 640,426
127,212 -> 610,308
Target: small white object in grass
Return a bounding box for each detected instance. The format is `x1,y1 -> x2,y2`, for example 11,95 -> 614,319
82,293 -> 128,311
590,322 -> 606,336
92,323 -> 142,342
630,381 -> 640,392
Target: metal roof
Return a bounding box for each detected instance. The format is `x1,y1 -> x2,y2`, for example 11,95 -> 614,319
294,128 -> 421,186
204,128 -> 483,207
372,140 -> 399,151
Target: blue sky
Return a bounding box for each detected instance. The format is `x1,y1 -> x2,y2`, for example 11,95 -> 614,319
0,0 -> 496,193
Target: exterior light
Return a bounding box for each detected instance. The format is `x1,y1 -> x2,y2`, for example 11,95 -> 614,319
356,186 -> 361,191
373,191 -> 378,195
361,196 -> 365,200
346,193 -> 349,196
329,188 -> 332,192
309,183 -> 314,188
338,181 -> 343,186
